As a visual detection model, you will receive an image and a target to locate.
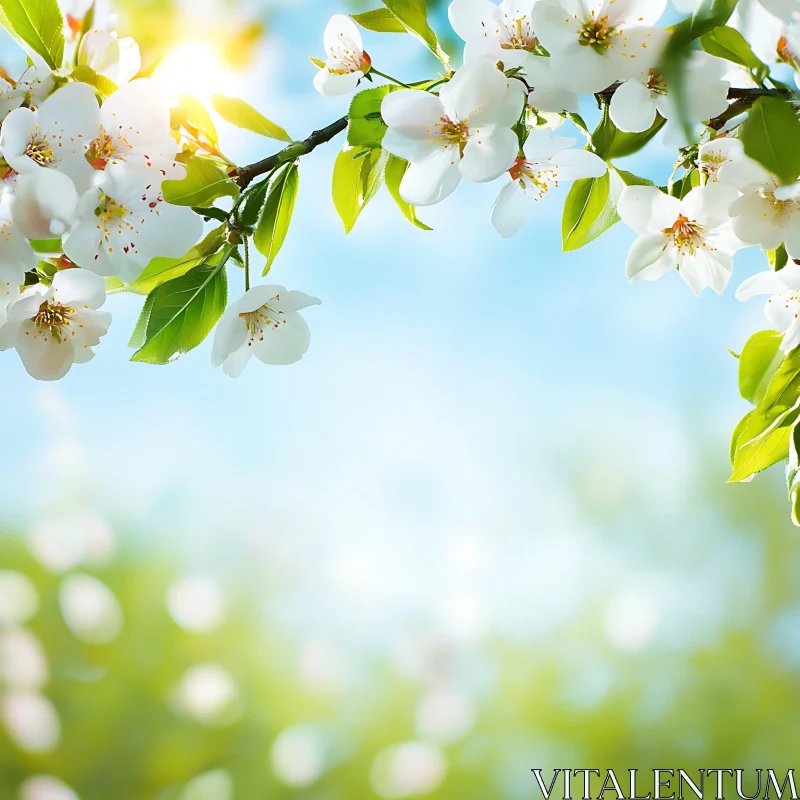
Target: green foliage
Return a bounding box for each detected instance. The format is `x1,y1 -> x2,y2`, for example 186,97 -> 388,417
740,97 -> 800,186
372,0 -> 450,67
179,94 -> 219,146
347,85 -> 399,149
788,423 -> 800,526
254,163 -> 300,274
239,179 -> 270,229
385,155 -> 431,231
0,0 -> 64,69
738,330 -> 784,405
769,245 -> 789,272
351,8 -> 407,33
71,65 -> 118,97
562,170 -> 649,252
730,345 -> 800,482
700,25 -> 768,81
563,173 -> 619,253
333,146 -> 387,234
591,105 -> 666,160
125,227 -> 227,297
131,257 -> 229,365
210,94 -> 292,142
162,157 -> 239,207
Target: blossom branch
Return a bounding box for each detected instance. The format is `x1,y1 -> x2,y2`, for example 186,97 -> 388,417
232,116 -> 349,190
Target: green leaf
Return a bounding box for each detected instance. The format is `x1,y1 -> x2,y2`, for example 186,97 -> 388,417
132,259 -> 228,365
126,226 -> 226,296
179,94 -> 218,146
769,244 -> 789,272
740,97 -> 800,186
384,155 -> 431,231
562,171 -> 620,252
192,206 -> 229,223
128,291 -> 157,349
730,347 -> 800,482
350,8 -> 406,33
71,64 -> 117,97
162,157 -> 238,207
210,94 -> 292,143
701,25 -> 768,79
788,423 -> 800,526
380,0 -> 449,67
730,399 -> 800,482
669,0 -> 739,41
333,146 -> 388,234
239,179 -> 270,229
30,238 -> 62,254
591,105 -> 666,160
254,163 -> 300,274
739,330 -> 784,405
351,8 -> 407,32
348,85 -> 399,149
0,0 -> 65,69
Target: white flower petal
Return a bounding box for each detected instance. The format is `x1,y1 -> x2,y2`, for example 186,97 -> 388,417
626,234 -> 670,281
736,270 -> 786,301
323,14 -> 364,57
618,186 -> 680,235
313,69 -> 362,97
52,268 -> 106,309
552,148 -> 607,181
400,148 -> 462,206
609,78 -> 658,133
460,125 -> 518,183
253,311 -> 312,366
10,171 -> 78,240
448,0 -> 498,41
491,180 -> 528,238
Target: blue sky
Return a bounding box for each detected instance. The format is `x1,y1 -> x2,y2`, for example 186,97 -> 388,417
0,0 -> 787,655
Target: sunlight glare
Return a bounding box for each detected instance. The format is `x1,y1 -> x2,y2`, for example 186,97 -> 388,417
155,42 -> 235,106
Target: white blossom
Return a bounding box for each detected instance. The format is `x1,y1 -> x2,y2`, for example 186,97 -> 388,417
1,81 -> 100,193
314,15 -> 371,96
526,55 -> 580,112
448,0 -> 540,70
381,57 -> 525,206
697,137 -> 744,183
211,285 -> 321,377
618,183 -> 744,295
10,171 -> 78,240
0,269 -> 111,380
491,129 -> 607,237
719,152 -> 800,259
78,29 -> 142,84
84,78 -> 179,180
63,168 -> 203,283
532,0 -> 669,95
0,65 -> 54,121
736,261 -> 800,352
610,52 -> 730,134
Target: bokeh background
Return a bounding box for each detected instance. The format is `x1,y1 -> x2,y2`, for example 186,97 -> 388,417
1,1 -> 799,798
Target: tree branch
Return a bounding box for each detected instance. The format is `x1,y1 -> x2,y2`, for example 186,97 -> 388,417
231,85 -> 793,191
232,116 -> 349,190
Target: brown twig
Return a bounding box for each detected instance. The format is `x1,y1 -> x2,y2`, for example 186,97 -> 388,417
231,116 -> 349,190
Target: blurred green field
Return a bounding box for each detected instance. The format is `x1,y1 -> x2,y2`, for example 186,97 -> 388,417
1,458 -> 799,800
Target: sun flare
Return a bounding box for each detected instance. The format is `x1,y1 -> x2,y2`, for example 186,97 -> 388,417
154,42 -> 236,106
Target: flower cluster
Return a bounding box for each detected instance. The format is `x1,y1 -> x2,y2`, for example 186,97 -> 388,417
307,0 -> 800,523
